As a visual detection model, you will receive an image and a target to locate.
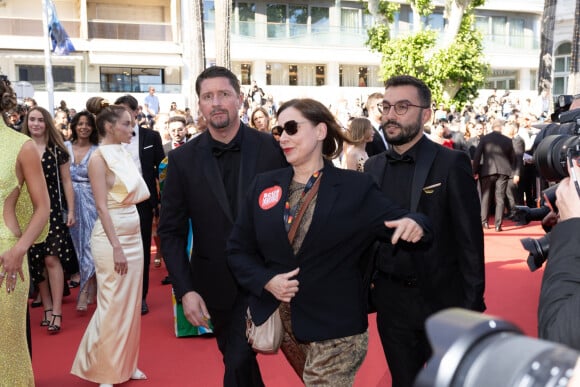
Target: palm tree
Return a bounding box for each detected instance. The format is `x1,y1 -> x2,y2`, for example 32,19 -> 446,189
570,0 -> 580,92
214,0 -> 232,68
181,0 -> 205,108
538,0 -> 557,94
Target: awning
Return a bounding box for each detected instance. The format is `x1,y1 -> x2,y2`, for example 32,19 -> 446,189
89,52 -> 183,67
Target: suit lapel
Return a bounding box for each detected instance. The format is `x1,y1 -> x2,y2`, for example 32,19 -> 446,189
410,137 -> 437,212
297,161 -> 340,255
138,127 -> 146,166
199,132 -> 234,222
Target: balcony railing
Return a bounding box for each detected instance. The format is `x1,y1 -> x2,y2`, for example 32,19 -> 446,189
0,17 -> 539,52
88,20 -> 172,41
0,18 -> 80,37
22,81 -> 181,93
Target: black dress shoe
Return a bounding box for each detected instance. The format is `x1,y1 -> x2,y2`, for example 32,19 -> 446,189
482,221 -> 489,229
495,226 -> 503,232
161,276 -> 171,285
69,280 -> 80,288
141,300 -> 149,315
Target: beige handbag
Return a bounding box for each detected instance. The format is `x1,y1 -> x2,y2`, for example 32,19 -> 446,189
246,307 -> 283,353
245,173 -> 322,354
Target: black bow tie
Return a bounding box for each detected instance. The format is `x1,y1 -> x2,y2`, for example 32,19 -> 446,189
212,142 -> 240,157
386,153 -> 414,164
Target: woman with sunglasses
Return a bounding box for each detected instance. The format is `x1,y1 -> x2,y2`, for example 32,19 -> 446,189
227,98 -> 430,385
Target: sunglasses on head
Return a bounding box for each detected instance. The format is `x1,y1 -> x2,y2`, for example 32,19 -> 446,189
271,120 -> 302,136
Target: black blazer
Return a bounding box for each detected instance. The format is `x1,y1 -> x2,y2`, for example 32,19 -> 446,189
472,131 -> 516,178
365,128 -> 387,157
227,161 -> 430,343
138,126 -> 165,208
157,124 -> 287,310
365,137 -> 486,313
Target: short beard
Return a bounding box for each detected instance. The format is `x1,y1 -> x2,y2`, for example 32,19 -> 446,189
382,116 -> 423,146
209,110 -> 231,130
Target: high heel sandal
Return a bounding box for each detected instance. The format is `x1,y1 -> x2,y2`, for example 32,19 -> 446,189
131,369 -> 147,380
40,309 -> 52,326
153,253 -> 162,268
47,314 -> 62,334
77,289 -> 89,312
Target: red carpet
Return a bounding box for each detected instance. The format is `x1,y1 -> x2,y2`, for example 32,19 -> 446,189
31,218 -> 546,386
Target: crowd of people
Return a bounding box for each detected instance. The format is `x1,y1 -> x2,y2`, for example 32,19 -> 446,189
0,65 -> 577,387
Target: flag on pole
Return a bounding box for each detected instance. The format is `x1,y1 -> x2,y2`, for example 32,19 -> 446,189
46,0 -> 75,55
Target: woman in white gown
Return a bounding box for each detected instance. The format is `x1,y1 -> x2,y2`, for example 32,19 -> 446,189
71,98 -> 149,387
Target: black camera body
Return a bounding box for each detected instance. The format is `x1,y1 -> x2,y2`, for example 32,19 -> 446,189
520,104 -> 580,271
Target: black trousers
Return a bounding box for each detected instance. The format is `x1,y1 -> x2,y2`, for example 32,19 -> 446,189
373,273 -> 432,387
480,174 -> 509,227
208,294 -> 264,387
137,201 -> 153,301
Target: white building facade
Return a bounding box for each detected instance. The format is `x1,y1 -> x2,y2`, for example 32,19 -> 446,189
0,0 -> 554,111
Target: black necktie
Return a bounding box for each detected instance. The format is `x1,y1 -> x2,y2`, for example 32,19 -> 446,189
386,153 -> 414,164
212,142 -> 240,157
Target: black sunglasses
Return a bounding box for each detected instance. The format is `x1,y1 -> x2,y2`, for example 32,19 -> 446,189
271,120 -> 300,136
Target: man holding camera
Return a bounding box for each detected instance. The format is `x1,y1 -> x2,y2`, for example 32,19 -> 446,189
538,160 -> 580,351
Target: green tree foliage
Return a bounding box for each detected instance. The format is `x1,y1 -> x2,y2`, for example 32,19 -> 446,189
366,3 -> 488,107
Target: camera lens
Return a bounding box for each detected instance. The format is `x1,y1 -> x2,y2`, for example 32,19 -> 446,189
416,309 -> 580,387
520,234 -> 550,272
535,135 -> 580,182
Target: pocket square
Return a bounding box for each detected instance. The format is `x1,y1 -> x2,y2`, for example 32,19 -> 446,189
143,145 -> 153,150
422,183 -> 442,194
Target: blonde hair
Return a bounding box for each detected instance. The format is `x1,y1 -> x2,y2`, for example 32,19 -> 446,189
347,117 -> 373,145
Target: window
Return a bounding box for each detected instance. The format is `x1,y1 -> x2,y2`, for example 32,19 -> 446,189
241,63 -> 251,85
204,1 -> 215,23
484,69 -> 517,90
509,18 -> 525,48
267,4 -> 286,38
316,65 -> 325,86
554,42 -> 572,95
87,2 -> 171,40
491,16 -> 507,45
99,67 -> 163,93
341,8 -> 360,33
311,7 -> 329,34
424,12 -> 444,32
17,65 -> 75,91
289,5 -> 307,37
289,65 -> 298,86
237,3 -> 255,37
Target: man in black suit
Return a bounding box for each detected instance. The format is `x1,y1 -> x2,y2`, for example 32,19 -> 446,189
365,75 -> 485,387
163,115 -> 188,154
115,94 -> 165,315
365,92 -> 388,156
157,66 -> 286,387
472,119 -> 518,231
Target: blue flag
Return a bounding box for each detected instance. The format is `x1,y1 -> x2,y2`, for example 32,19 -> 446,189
47,0 -> 75,55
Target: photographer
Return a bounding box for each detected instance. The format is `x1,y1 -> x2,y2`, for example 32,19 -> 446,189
538,160 -> 580,350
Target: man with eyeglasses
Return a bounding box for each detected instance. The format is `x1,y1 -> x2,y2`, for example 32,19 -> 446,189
365,75 -> 485,387
157,66 -> 286,387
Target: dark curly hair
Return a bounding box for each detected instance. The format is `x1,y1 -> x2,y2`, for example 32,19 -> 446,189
70,110 -> 99,145
0,75 -> 17,116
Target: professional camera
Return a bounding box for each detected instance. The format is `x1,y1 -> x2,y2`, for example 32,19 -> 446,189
415,308 -> 580,387
519,98 -> 580,271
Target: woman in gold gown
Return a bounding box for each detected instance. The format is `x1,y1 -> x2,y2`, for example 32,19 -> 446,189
71,98 -> 149,387
0,77 -> 50,386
